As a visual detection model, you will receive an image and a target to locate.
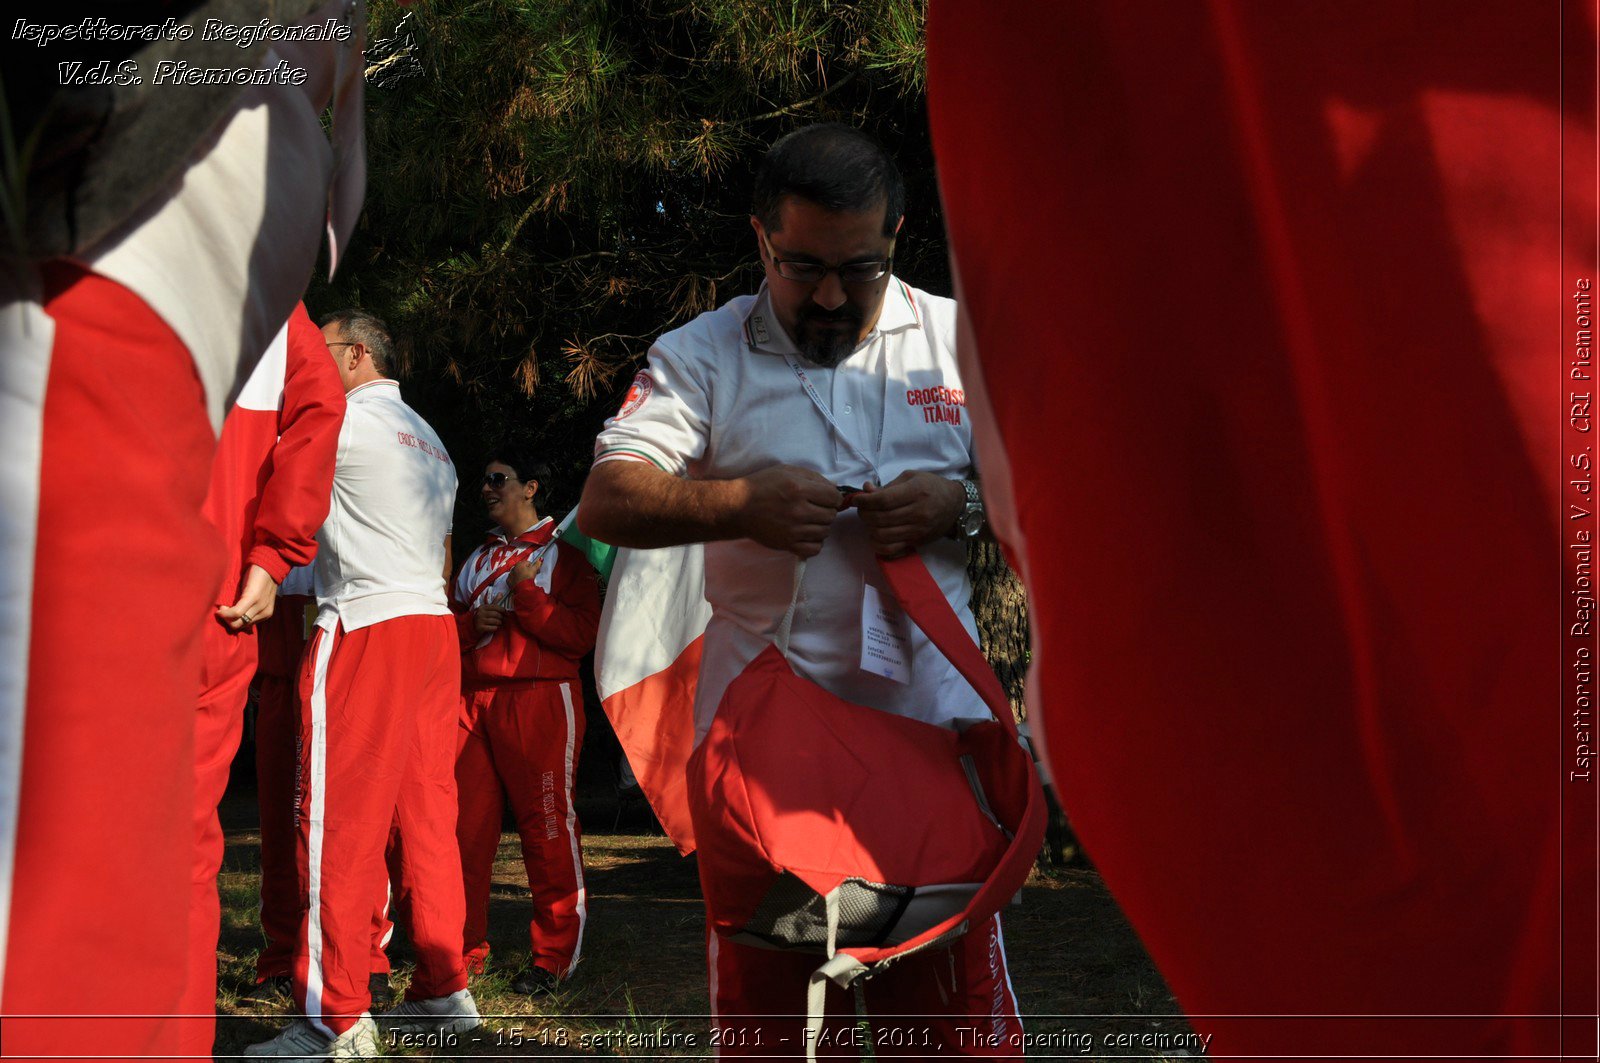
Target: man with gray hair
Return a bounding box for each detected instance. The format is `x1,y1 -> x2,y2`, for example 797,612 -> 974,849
322,309 -> 408,382
248,310 -> 479,1059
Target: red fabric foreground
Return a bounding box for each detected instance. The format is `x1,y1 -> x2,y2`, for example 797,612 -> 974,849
929,2 -> 1588,1059
4,265 -> 223,1061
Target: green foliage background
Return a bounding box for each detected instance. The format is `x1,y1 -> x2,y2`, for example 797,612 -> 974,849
312,0 -> 946,528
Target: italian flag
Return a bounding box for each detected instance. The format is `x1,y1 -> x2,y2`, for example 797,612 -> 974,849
593,543 -> 709,854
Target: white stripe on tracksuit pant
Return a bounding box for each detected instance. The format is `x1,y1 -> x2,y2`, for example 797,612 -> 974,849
293,613 -> 467,1036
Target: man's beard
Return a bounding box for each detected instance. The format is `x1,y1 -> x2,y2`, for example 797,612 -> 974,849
795,304 -> 865,367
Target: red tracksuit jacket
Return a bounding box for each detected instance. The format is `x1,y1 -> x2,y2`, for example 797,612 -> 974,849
201,302 -> 346,592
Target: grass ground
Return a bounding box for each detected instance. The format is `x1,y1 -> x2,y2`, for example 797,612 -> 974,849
212,783 -> 1201,1060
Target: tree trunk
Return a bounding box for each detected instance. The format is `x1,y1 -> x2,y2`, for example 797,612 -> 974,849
966,539 -> 1029,721
967,540 -> 1084,867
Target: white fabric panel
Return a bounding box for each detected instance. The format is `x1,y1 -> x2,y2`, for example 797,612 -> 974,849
234,320 -> 291,413
304,627 -> 336,1037
593,544 -> 711,700
0,280 -> 55,1002
85,0 -> 366,432
559,683 -> 587,974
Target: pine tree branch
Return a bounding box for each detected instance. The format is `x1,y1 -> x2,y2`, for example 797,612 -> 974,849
498,200 -> 542,256
723,69 -> 858,128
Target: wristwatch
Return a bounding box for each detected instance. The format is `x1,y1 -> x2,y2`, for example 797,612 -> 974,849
951,478 -> 985,539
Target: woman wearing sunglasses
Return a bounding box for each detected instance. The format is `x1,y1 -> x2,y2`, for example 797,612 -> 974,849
449,445 -> 601,995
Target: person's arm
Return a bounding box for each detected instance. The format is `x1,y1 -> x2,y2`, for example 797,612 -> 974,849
578,458 -> 843,559
244,305 -> 346,582
507,546 -> 602,656
582,335 -> 842,555
219,304 -> 346,631
451,605 -> 480,649
216,564 -> 281,631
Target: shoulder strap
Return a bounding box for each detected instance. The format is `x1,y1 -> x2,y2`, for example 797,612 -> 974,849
877,552 -> 1020,742
836,551 -> 1044,967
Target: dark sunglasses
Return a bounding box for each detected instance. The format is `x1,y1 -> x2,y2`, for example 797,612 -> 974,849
482,472 -> 519,488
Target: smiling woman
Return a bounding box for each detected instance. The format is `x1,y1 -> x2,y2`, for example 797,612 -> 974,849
480,460 -> 539,534
450,443 -> 601,995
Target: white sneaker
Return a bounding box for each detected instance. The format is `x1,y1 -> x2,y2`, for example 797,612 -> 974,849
378,988 -> 481,1035
243,1015 -> 380,1060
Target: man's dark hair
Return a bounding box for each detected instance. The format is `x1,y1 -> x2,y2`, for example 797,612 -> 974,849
320,309 -> 406,378
752,123 -> 904,237
486,442 -> 551,502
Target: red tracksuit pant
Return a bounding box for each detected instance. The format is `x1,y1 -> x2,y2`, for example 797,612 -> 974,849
182,622 -> 260,1055
257,668 -> 394,984
456,681 -> 587,978
709,914 -> 1021,1060
2,266 -> 224,1061
293,614 -> 466,1036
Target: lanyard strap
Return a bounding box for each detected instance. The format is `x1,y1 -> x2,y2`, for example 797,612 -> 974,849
783,353 -> 881,482
773,558 -> 806,659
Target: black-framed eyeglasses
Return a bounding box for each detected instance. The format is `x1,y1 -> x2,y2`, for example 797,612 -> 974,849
482,472 -> 520,488
761,231 -> 893,286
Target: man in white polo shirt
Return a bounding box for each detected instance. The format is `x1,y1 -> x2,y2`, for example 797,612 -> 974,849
248,310 -> 479,1059
578,124 -> 1017,1058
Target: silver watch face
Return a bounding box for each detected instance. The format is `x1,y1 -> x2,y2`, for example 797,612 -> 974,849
960,508 -> 985,537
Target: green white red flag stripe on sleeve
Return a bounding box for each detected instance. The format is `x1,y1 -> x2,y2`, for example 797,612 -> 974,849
594,543 -> 708,854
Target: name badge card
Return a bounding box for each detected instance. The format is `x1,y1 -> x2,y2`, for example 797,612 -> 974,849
860,583 -> 912,683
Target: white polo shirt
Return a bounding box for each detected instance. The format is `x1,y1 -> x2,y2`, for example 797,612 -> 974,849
314,379 -> 456,632
594,279 -> 985,740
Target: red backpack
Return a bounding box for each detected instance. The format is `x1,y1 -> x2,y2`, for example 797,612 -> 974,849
686,550 -> 1045,1053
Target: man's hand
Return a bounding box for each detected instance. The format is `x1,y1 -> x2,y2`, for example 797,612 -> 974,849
852,471 -> 966,558
217,564 -> 279,631
738,465 -> 844,558
509,556 -> 544,586
579,458 -> 842,555
473,604 -> 507,635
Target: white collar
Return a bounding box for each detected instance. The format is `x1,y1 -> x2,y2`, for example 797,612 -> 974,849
346,378 -> 400,400
486,515 -> 553,543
